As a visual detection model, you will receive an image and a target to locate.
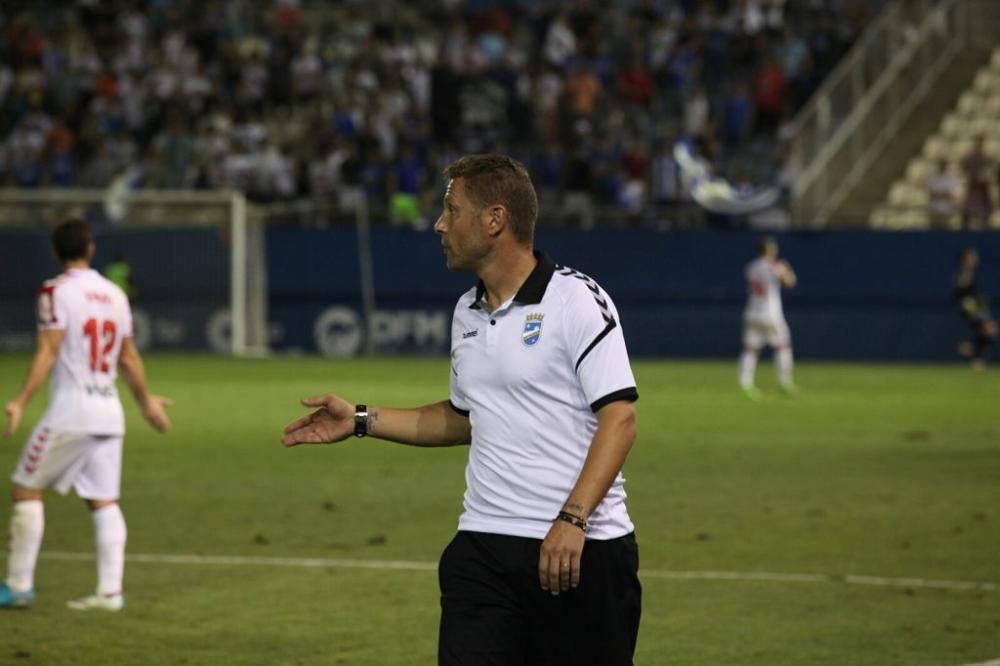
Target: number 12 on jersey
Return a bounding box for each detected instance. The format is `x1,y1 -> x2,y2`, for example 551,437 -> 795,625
84,318 -> 117,373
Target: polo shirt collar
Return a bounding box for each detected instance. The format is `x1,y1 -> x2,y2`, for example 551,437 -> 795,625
471,251 -> 556,309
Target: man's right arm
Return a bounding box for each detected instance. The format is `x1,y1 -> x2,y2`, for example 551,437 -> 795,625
368,401 -> 471,446
282,394 -> 470,448
3,329 -> 64,437
777,260 -> 797,288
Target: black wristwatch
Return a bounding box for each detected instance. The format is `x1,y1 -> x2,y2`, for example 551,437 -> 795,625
354,404 -> 369,438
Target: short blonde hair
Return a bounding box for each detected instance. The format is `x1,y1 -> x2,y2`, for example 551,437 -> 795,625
443,154 -> 539,245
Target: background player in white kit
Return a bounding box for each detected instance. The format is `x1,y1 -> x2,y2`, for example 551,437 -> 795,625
739,236 -> 797,398
1,219 -> 171,611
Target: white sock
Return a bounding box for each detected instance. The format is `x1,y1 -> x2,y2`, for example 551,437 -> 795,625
6,500 -> 44,592
739,350 -> 759,388
776,347 -> 794,386
92,504 -> 127,597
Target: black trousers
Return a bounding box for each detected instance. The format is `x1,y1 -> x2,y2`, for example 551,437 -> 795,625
438,530 -> 641,666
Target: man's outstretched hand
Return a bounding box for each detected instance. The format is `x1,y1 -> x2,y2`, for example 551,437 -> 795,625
282,394 -> 355,447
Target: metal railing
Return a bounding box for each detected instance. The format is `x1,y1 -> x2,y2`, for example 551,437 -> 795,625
790,0 -> 984,228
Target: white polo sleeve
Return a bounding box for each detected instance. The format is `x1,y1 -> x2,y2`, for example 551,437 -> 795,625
448,302 -> 471,417
37,282 -> 66,331
449,360 -> 470,416
562,280 -> 638,412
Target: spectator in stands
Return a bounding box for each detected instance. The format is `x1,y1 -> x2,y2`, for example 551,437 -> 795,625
925,160 -> 960,230
960,135 -> 994,229
337,139 -> 366,214
620,135 -> 649,225
721,81 -> 754,150
544,10 -> 577,69
616,45 -> 653,109
683,84 -> 710,138
561,61 -> 602,133
0,0 -> 868,226
388,142 -> 427,229
649,138 -> 681,214
562,144 -> 595,228
753,53 -> 786,136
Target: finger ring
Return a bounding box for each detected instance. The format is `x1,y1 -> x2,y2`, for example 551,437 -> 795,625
560,563 -> 569,569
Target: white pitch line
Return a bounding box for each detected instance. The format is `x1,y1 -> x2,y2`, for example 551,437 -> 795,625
641,570 -> 828,584
38,551 -> 999,592
42,551 -> 437,571
956,661 -> 1000,666
843,574 -> 998,592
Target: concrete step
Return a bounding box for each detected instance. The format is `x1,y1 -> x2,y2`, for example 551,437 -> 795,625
831,48 -> 993,226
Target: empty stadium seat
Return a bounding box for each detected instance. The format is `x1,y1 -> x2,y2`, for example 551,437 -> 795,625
905,159 -> 931,184
974,70 -> 999,94
938,112 -> 962,138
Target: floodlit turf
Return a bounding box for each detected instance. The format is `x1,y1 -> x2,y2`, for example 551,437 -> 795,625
1,354 -> 998,665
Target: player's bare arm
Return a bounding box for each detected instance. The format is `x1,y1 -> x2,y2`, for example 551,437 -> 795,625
538,400 -> 636,594
3,329 -> 64,437
282,395 -> 470,448
778,260 -> 797,288
117,336 -> 172,433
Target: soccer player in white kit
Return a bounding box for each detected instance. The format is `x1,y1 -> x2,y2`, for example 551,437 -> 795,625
739,236 -> 797,398
1,219 -> 171,611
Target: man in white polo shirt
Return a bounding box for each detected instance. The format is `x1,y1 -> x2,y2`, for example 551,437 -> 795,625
1,219 -> 171,612
283,154 -> 641,665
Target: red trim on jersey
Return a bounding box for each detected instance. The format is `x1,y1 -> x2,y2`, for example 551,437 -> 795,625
38,284 -> 58,325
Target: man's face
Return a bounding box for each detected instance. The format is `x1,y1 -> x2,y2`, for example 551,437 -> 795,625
434,178 -> 490,272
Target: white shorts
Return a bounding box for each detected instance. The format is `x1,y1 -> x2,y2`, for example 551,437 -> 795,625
743,315 -> 791,350
11,421 -> 123,500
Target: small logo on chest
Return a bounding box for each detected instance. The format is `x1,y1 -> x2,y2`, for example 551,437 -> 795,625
462,329 -> 478,339
522,312 -> 544,347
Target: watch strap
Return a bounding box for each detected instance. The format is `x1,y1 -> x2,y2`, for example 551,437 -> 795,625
354,404 -> 368,437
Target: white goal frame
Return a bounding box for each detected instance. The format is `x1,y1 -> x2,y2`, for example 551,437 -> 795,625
0,187 -> 267,357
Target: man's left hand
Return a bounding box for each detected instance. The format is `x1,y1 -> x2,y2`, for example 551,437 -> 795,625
3,401 -> 23,438
538,519 -> 586,594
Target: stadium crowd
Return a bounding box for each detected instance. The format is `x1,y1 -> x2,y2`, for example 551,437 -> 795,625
0,0 -> 869,226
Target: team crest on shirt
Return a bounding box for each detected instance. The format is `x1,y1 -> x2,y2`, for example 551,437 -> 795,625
522,313 -> 544,347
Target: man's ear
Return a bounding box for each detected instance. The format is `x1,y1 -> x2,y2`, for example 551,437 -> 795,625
487,206 -> 505,237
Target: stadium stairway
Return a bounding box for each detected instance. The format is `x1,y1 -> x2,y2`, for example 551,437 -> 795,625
832,47 -> 993,227
868,46 -> 1000,229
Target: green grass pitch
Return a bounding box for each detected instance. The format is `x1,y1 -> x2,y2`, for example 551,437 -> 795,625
1,354 -> 998,665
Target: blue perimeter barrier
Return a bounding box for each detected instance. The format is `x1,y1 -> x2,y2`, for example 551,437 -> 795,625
2,228 -> 998,360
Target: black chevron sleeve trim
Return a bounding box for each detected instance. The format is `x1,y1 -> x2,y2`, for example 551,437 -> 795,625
560,267 -> 615,324
449,401 -> 470,417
